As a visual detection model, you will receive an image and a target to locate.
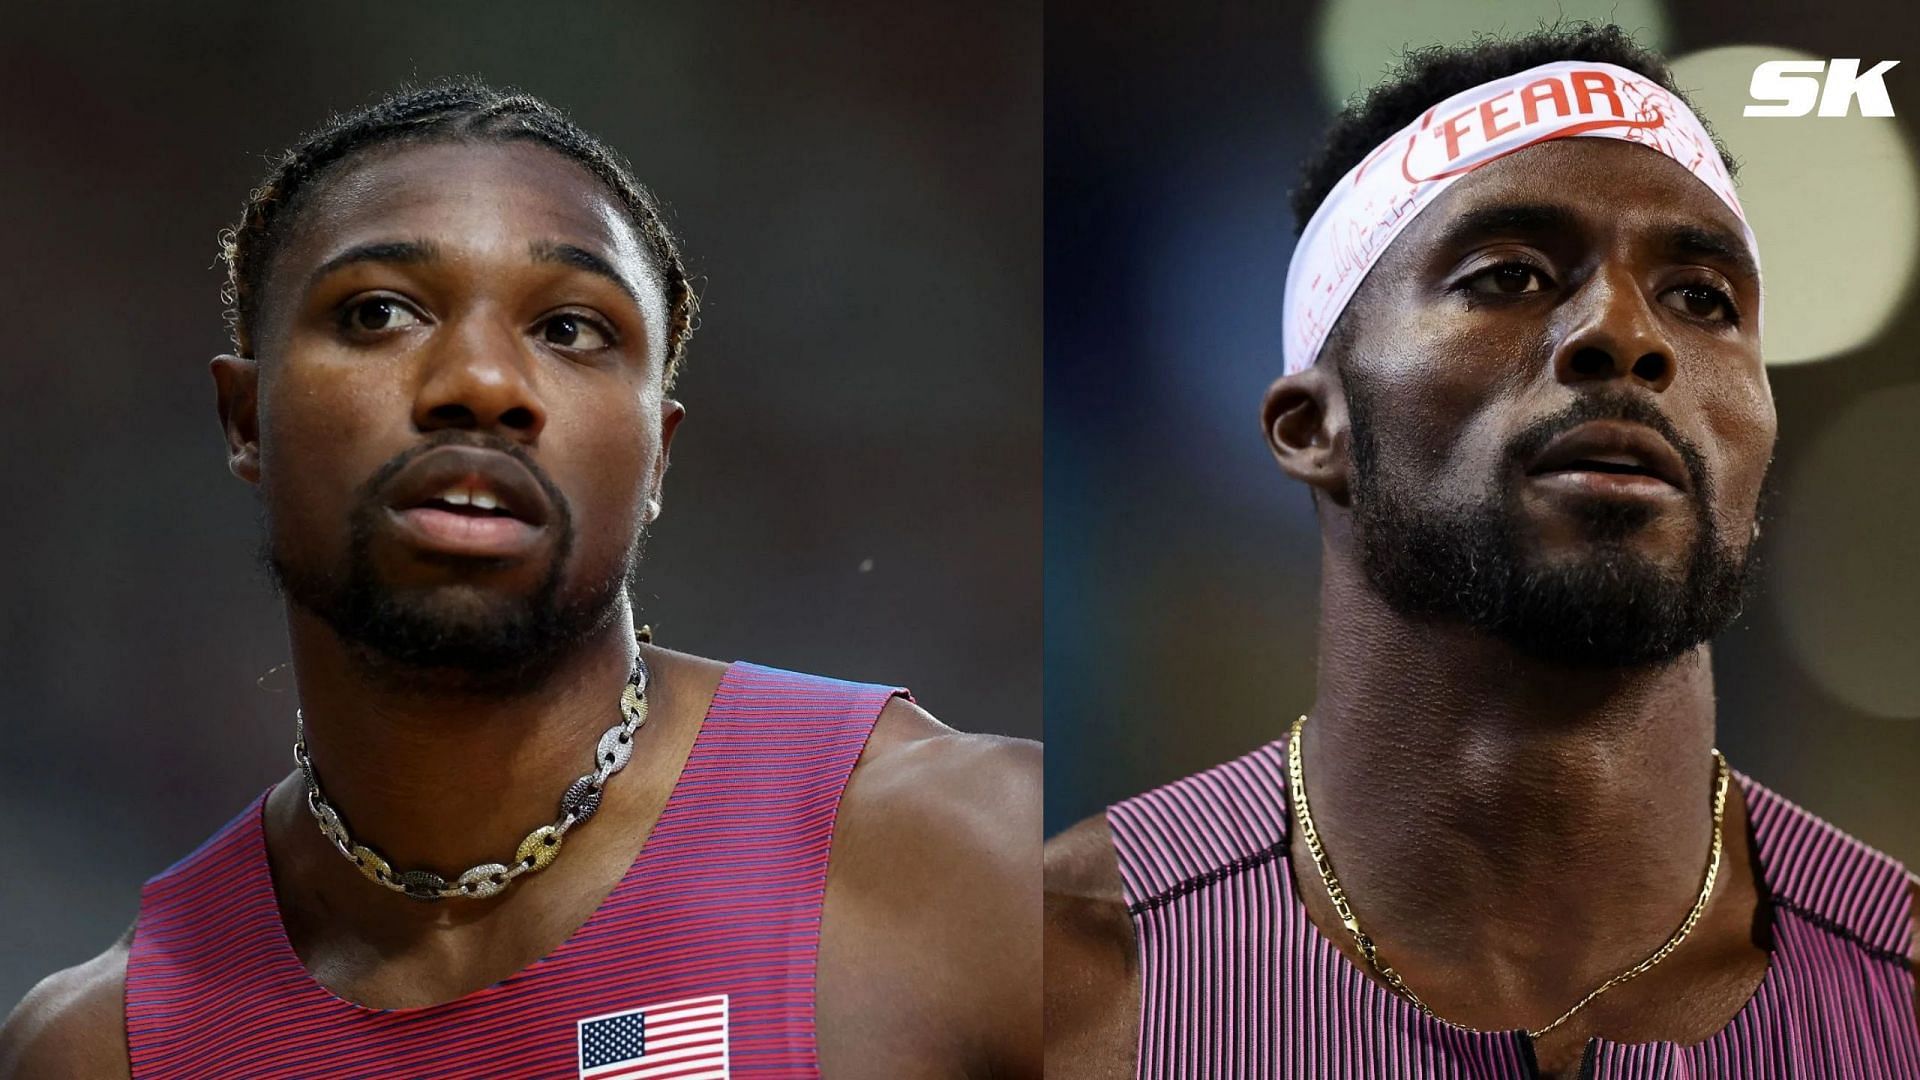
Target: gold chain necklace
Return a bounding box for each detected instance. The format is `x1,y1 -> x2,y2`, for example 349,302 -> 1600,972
1284,714 -> 1728,1040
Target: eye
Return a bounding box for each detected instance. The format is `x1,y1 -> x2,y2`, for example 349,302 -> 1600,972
1660,282 -> 1738,324
340,296 -> 424,333
539,312 -> 614,350
1462,262 -> 1552,296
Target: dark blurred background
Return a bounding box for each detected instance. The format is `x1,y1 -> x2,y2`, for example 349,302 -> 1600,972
0,2 -> 1038,1004
1047,0 -> 1920,854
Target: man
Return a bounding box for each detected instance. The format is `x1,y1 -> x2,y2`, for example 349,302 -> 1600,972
1045,26 -> 1919,1080
2,80 -> 1039,1079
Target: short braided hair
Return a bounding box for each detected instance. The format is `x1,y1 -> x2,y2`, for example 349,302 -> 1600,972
219,77 -> 699,386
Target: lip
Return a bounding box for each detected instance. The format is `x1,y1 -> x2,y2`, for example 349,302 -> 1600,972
378,445 -> 554,558
383,445 -> 552,524
385,506 -> 546,559
1524,420 -> 1690,494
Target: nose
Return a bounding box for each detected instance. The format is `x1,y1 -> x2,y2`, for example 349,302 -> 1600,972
1550,263 -> 1676,393
410,314 -> 547,441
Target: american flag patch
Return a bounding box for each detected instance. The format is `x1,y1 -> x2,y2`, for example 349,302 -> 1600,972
577,994 -> 729,1079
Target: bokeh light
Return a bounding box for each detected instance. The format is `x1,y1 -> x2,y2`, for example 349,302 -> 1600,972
1672,45 -> 1920,365
1774,382 -> 1920,717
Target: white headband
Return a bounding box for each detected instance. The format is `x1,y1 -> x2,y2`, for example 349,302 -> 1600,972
1283,60 -> 1757,375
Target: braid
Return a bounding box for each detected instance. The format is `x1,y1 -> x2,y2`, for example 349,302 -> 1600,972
220,77 -> 699,387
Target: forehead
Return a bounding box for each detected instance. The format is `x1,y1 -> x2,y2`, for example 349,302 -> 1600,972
269,138 -> 661,303
1395,138 -> 1751,259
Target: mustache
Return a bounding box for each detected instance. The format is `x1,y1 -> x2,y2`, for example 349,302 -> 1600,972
352,431 -> 571,525
1504,391 -> 1712,497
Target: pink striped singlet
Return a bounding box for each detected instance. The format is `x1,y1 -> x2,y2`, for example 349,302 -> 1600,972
1108,736 -> 1920,1079
124,662 -> 903,1079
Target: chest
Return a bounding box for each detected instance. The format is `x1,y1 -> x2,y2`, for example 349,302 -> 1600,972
815,932 -> 976,1080
276,889 -> 961,1080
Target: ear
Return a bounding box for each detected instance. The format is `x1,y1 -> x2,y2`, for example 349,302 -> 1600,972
645,398 -> 686,523
211,354 -> 261,485
1261,363 -> 1351,508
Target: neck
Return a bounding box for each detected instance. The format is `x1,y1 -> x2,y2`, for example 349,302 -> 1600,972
1300,539 -> 1723,1013
285,603 -> 639,883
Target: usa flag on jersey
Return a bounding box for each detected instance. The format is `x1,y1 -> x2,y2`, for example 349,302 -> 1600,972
577,994 -> 729,1079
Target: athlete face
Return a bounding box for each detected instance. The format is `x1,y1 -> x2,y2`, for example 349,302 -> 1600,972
1325,138 -> 1776,665
214,140 -> 681,678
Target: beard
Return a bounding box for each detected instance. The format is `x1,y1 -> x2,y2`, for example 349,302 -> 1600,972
265,433 -> 643,693
1343,366 -> 1764,669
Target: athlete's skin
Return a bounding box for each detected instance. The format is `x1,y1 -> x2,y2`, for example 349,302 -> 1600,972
0,140 -> 1041,1080
1043,139 -> 1920,1080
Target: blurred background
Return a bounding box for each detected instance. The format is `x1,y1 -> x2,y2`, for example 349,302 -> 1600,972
1047,0 -> 1920,851
0,2 -> 1037,1004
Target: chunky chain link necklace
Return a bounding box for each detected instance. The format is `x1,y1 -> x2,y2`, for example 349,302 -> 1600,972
1285,714 -> 1729,1040
293,654 -> 650,902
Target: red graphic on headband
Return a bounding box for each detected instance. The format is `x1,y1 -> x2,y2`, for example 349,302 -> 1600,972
1400,69 -> 1671,184
1289,62 -> 1753,374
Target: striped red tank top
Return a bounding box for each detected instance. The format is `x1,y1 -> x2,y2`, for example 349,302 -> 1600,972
124,662 -> 902,1079
1108,736 -> 1920,1078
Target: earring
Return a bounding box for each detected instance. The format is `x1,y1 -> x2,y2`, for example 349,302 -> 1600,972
644,497 -> 662,521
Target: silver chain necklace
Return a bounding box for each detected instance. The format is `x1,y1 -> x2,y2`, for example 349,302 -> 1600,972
292,654 -> 650,902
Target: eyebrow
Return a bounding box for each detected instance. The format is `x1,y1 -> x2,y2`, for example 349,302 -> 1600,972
1432,202 -> 1758,283
306,239 -> 443,293
1431,202 -> 1584,254
304,237 -> 645,307
528,240 -> 643,307
1663,224 -> 1760,284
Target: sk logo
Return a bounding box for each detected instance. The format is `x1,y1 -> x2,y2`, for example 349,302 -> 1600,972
1746,59 -> 1901,117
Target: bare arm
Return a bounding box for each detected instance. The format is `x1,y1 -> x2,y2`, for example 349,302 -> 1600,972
818,697 -> 1042,1080
0,926 -> 133,1080
1043,814 -> 1140,1080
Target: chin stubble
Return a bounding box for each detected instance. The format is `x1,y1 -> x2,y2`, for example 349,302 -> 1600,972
260,437 -> 649,692
1343,371 -> 1766,669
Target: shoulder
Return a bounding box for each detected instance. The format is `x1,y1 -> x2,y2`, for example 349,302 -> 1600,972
1043,814 -> 1140,1080
1043,813 -> 1134,987
0,927 -> 133,1080
836,694 -> 1041,908
639,643 -> 730,702
1748,775 -> 1920,974
1046,812 -> 1126,906
855,693 -> 1042,805
831,694 -> 1041,931
820,695 -> 1041,1076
